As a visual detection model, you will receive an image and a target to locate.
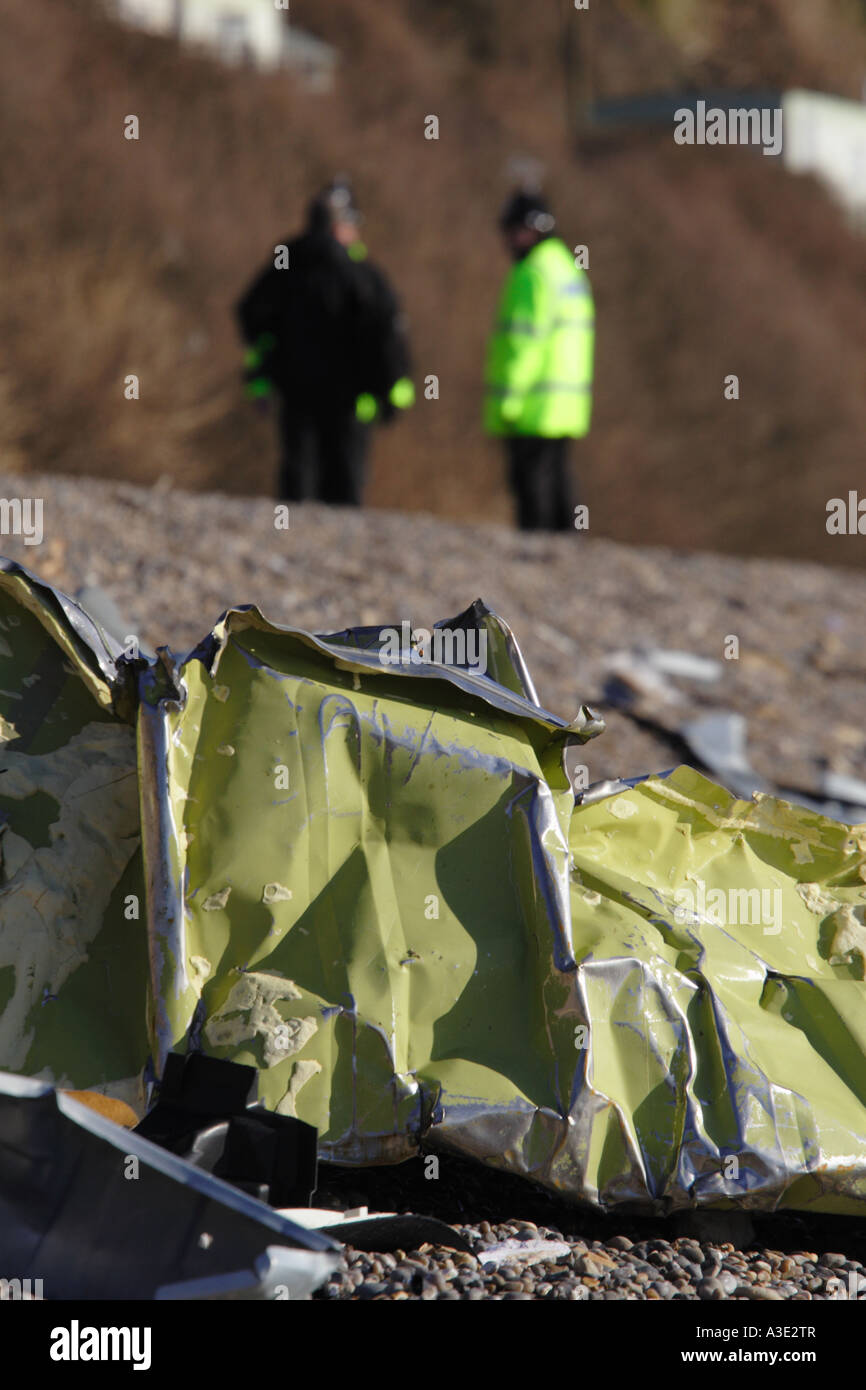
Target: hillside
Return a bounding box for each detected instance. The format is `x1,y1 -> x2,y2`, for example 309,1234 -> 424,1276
2,0 -> 866,564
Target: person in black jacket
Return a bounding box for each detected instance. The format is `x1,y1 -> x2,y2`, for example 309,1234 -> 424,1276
236,178 -> 414,505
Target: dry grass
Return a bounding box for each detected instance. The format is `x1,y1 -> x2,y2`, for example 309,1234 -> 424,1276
2,0 -> 866,565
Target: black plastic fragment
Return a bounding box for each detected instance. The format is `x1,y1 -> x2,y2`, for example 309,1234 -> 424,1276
214,1108 -> 319,1209
135,1053 -> 318,1207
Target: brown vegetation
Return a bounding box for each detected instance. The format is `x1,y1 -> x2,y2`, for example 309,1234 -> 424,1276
2,0 -> 866,565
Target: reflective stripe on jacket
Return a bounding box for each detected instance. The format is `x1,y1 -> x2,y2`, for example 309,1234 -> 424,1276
484,237 -> 595,438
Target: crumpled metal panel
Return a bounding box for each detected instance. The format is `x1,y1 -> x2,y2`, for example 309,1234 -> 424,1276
3,560 -> 866,1214
136,601 -> 600,1163
435,764 -> 866,1214
0,561 -> 148,1112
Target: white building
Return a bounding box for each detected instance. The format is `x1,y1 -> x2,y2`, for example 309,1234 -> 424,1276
783,89 -> 866,229
108,0 -> 336,87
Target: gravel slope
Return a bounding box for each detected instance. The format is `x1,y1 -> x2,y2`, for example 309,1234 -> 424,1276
3,470 -> 866,1301
4,470 -> 866,794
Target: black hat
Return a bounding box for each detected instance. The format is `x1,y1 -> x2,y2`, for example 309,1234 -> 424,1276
499,189 -> 556,234
307,176 -> 361,235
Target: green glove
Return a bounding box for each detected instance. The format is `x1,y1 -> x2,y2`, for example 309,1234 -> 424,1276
389,377 -> 415,410
355,392 -> 379,423
243,334 -> 277,398
244,333 -> 277,370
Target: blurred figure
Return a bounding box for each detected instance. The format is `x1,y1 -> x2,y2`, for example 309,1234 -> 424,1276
484,190 -> 595,531
237,178 -> 414,504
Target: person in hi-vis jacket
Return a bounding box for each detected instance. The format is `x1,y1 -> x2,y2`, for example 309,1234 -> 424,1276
484,189 -> 595,531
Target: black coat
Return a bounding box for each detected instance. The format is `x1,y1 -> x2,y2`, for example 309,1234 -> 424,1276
236,232 -> 410,415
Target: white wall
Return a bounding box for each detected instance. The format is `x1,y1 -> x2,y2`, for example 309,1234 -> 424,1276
111,0 -> 291,69
113,0 -> 178,33
783,89 -> 866,226
179,0 -> 290,68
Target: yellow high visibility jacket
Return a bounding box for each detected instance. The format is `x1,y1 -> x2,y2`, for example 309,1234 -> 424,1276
484,237 -> 595,437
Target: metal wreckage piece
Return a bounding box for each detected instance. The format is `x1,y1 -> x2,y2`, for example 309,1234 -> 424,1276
2,556 -> 866,1220
0,1070 -> 340,1300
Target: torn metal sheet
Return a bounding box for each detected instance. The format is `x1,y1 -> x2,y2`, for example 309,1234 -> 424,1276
600,643 -> 866,824
154,1245 -> 333,1300
434,764 -> 866,1214
282,1206 -> 474,1252
679,710 -> 770,800
0,1071 -> 339,1299
678,710 -> 866,824
137,599 -> 599,1163
604,647 -> 723,707
821,771 -> 866,819
3,562 -> 866,1216
0,559 -> 148,1112
646,651 -> 723,684
480,1239 -> 571,1268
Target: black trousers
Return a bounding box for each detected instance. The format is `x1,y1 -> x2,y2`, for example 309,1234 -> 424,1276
506,436 -> 576,532
277,402 -> 370,505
